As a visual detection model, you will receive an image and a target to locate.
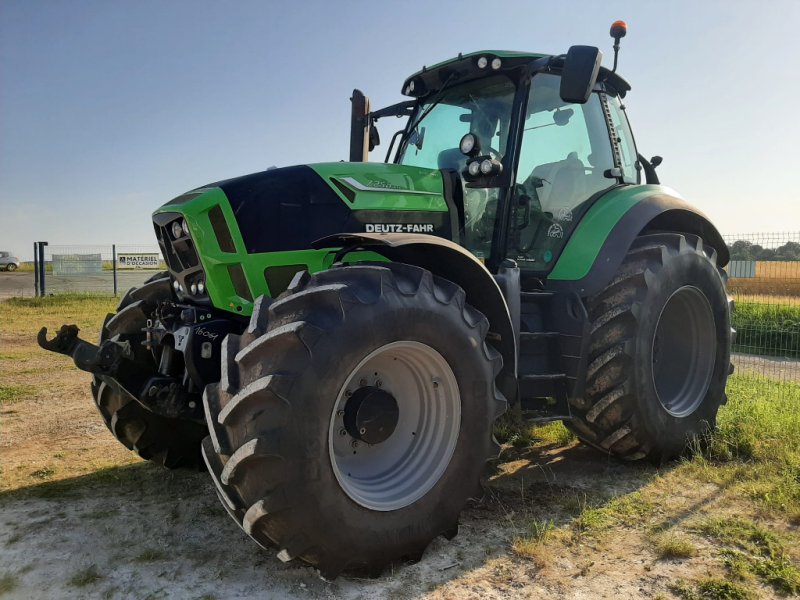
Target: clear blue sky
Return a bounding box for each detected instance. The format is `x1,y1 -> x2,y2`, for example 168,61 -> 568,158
1,0 -> 799,260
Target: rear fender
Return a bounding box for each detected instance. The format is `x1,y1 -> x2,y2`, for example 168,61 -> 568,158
548,187 -> 729,297
314,233 -> 518,403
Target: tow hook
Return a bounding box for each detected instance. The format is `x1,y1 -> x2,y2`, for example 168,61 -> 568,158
37,325 -> 204,422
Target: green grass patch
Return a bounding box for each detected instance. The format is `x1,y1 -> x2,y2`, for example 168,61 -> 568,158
532,421 -> 576,445
652,532 -> 698,559
671,578 -> 754,600
493,413 -> 576,449
68,565 -> 102,587
0,573 -> 18,594
1,294 -> 117,338
695,517 -> 800,594
0,384 -> 33,405
30,466 -> 56,480
732,300 -> 800,358
512,518 -> 555,561
703,374 -> 800,465
134,549 -> 165,562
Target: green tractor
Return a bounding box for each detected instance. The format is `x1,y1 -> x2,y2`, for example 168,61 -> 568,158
40,22 -> 733,578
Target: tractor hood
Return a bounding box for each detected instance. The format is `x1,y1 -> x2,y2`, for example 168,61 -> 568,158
156,162 -> 450,253
152,162 -> 455,313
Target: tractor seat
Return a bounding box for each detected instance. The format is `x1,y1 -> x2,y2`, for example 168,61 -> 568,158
529,152 -> 587,211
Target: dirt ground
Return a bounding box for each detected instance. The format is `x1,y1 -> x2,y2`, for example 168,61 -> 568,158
1,301 -> 797,599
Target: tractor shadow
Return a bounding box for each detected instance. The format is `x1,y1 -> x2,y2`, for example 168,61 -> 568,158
0,442 -> 695,598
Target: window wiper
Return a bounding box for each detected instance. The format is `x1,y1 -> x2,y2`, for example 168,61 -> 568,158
406,72 -> 457,133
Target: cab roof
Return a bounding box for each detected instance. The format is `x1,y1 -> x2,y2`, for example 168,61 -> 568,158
402,49 -> 630,99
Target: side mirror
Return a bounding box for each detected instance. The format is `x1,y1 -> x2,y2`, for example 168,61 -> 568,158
368,124 -> 380,151
560,46 -> 602,104
650,156 -> 663,168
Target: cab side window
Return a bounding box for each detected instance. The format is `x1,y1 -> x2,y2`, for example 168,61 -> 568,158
508,74 -> 615,269
606,95 -> 639,184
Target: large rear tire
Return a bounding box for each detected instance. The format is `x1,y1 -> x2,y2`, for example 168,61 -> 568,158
202,263 -> 506,578
91,272 -> 207,469
566,233 -> 732,462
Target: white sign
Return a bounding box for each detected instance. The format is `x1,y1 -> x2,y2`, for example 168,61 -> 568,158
118,253 -> 160,269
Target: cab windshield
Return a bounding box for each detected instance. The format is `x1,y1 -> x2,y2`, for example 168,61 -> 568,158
397,75 -> 516,172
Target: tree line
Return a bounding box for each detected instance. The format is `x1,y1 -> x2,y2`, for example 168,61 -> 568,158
728,240 -> 800,261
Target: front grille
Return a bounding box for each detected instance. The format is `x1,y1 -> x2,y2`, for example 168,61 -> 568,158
153,212 -> 208,305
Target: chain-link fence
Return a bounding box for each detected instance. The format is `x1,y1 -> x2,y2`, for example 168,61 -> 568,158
723,232 -> 800,390
0,244 -> 166,298
3,235 -> 799,387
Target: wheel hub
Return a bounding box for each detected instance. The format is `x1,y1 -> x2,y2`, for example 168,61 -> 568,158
328,341 -> 461,511
343,386 -> 399,445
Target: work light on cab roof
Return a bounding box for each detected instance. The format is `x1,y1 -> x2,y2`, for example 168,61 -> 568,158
39,19 -> 733,581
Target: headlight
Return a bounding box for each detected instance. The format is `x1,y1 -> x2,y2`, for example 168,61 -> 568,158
182,219 -> 190,236
198,280 -> 205,294
468,161 -> 481,177
477,56 -> 488,69
171,220 -> 183,239
190,283 -> 197,295
480,159 -> 496,175
491,58 -> 502,70
459,133 -> 477,156
173,280 -> 180,291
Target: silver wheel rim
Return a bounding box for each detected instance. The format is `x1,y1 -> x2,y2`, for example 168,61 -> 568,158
328,341 -> 461,511
651,285 -> 716,417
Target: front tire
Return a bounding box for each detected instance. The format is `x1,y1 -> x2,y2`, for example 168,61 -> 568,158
202,263 -> 506,578
567,233 -> 732,462
91,273 -> 207,468
7,263 -> 17,271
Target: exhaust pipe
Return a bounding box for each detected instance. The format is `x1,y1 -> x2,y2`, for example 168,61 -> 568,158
349,89 -> 371,162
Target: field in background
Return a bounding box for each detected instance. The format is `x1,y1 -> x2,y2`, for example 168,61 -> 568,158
1,295 -> 798,599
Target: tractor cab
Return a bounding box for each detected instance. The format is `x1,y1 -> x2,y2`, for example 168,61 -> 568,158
353,43 -> 639,274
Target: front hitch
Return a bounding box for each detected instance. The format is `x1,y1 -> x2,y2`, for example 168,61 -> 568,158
38,325 -> 134,375
38,324 -> 204,422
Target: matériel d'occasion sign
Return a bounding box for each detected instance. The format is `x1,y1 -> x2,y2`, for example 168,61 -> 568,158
117,253 -> 160,269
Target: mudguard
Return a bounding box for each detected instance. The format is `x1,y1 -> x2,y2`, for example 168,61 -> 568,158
314,232 -> 518,403
548,185 -> 729,297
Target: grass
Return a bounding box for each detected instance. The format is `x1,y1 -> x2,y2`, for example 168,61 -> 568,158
1,294 -> 117,338
0,573 -> 17,595
671,578 -> 754,600
511,518 -> 554,561
494,412 -> 576,449
0,384 -> 33,405
695,517 -> 800,594
689,375 -> 800,521
68,565 -> 102,587
731,299 -> 800,358
134,549 -> 166,562
652,532 -> 698,559
2,288 -> 799,597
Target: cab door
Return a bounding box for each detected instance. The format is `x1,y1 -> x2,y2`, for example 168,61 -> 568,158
507,73 -> 617,271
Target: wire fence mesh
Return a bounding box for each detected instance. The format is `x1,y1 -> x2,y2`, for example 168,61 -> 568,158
41,244 -> 164,295
723,232 -> 800,392
2,235 -> 799,387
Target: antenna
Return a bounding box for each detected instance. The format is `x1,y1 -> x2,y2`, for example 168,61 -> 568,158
610,20 -> 627,72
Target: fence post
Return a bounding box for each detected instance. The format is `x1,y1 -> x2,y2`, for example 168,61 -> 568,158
37,241 -> 48,296
33,242 -> 40,297
112,244 -> 118,296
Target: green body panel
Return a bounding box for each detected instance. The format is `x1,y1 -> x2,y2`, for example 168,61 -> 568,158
309,163 -> 448,212
548,184 -> 680,281
153,186 -> 386,317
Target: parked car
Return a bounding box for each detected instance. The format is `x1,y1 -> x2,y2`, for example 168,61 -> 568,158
0,251 -> 20,271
